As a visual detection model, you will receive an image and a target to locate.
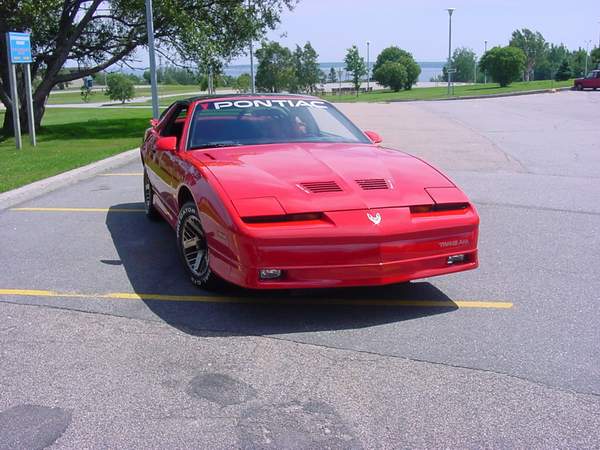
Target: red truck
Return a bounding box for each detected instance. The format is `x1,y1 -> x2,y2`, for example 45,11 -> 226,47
574,69 -> 600,90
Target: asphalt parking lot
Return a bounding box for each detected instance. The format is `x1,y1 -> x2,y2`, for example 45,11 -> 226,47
1,91 -> 599,448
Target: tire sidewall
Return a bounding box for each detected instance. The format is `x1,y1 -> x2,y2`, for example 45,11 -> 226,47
176,202 -> 212,286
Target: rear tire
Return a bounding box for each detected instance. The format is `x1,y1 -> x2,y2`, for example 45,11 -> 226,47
575,84 -> 583,91
176,201 -> 221,289
143,171 -> 160,220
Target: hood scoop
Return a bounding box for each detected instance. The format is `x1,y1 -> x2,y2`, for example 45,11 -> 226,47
355,178 -> 390,190
298,181 -> 343,193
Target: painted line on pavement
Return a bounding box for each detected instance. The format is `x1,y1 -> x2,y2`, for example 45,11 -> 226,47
11,207 -> 144,213
0,289 -> 513,309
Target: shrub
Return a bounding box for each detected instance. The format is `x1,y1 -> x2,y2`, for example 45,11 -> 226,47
372,46 -> 421,90
104,73 -> 135,103
479,46 -> 526,87
374,62 -> 407,92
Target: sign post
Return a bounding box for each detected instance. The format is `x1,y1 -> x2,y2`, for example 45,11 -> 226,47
6,31 -> 35,149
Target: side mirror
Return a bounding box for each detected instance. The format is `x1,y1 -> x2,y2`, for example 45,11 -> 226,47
364,130 -> 383,144
156,136 -> 177,152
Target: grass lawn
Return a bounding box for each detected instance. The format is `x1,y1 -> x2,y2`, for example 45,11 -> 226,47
47,84 -> 204,105
0,108 -> 152,192
322,79 -> 574,102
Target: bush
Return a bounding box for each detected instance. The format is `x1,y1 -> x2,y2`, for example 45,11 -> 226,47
372,46 -> 421,90
104,73 -> 135,103
479,46 -> 526,87
374,62 -> 407,92
554,59 -> 572,81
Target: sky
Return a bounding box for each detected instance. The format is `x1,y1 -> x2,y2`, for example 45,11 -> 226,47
229,0 -> 600,64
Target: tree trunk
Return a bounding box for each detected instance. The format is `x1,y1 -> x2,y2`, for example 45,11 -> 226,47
1,87 -> 48,139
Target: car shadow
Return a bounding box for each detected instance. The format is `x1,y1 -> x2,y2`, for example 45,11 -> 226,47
106,203 -> 459,337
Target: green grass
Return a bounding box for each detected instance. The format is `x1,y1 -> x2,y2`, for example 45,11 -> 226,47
0,108 -> 152,192
322,79 -> 574,102
47,84 -> 204,105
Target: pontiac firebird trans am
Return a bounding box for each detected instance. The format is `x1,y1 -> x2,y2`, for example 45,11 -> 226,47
141,94 -> 479,289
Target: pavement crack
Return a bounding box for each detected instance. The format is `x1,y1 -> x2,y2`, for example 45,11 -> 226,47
474,200 -> 600,216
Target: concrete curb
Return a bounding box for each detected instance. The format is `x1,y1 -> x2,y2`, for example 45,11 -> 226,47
0,148 -> 140,210
384,86 -> 572,103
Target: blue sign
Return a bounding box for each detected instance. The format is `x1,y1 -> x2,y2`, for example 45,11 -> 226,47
7,32 -> 32,64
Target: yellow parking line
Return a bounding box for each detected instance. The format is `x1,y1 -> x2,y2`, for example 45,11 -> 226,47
0,288 -> 513,309
11,207 -> 144,213
100,172 -> 143,176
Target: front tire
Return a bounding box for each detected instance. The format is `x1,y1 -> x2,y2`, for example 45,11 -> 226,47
177,201 -> 220,289
143,171 -> 160,220
575,84 -> 583,91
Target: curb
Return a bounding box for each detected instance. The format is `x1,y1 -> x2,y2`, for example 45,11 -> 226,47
0,148 -> 140,210
384,86 -> 572,103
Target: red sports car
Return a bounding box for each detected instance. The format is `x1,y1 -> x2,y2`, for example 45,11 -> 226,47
141,94 -> 479,289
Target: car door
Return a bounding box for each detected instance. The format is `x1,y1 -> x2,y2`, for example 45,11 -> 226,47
152,103 -> 191,217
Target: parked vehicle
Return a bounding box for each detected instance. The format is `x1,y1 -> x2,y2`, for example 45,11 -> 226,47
574,70 -> 600,90
141,94 -> 479,289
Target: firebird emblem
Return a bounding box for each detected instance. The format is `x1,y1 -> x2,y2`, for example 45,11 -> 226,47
367,212 -> 381,225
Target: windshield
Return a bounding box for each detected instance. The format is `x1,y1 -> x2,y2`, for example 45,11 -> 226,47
188,98 -> 371,149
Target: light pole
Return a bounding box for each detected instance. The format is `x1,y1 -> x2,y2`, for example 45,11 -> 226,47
446,8 -> 455,95
145,0 -> 159,119
484,40 -> 488,84
366,41 -> 370,92
585,40 -> 592,75
248,0 -> 256,93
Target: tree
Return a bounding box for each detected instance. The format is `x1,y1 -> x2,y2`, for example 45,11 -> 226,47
0,0 -> 294,137
372,46 -> 420,90
104,73 -> 135,103
296,42 -> 321,93
569,48 -> 588,78
327,67 -> 337,83
80,85 -> 94,103
591,47 -> 600,69
534,43 -> 569,80
509,29 -> 548,81
479,46 -> 526,87
373,62 -> 407,92
255,41 -> 294,92
344,45 -> 366,95
442,47 -> 477,83
235,73 -> 251,93
554,59 -> 572,81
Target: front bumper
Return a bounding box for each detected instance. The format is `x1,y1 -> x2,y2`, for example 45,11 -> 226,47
208,206 -> 479,289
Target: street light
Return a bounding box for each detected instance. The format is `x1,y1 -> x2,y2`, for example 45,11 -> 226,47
484,40 -> 488,84
145,0 -> 159,119
366,41 -> 370,92
248,0 -> 256,94
585,40 -> 592,75
446,8 -> 455,95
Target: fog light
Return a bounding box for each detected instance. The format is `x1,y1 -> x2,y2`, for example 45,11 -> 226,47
447,254 -> 466,265
259,269 -> 282,280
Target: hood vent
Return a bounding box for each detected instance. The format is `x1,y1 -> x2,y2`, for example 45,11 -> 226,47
299,181 -> 343,193
356,178 -> 389,190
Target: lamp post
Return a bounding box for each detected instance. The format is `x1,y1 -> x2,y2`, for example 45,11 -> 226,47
446,8 -> 455,95
145,0 -> 159,119
248,0 -> 256,93
366,41 -> 370,92
484,40 -> 488,84
585,40 -> 592,75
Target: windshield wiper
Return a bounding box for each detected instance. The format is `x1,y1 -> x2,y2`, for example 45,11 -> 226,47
191,143 -> 244,150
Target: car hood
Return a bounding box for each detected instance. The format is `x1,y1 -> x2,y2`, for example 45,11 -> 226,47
193,142 -> 454,214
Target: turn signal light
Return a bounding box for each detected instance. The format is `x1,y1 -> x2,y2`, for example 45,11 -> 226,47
259,269 -> 283,280
410,203 -> 469,214
447,254 -> 466,265
243,212 -> 323,224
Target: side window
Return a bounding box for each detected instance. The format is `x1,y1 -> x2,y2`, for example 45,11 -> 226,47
160,104 -> 188,145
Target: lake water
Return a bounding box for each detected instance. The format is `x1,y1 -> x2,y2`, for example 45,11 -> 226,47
224,61 -> 445,82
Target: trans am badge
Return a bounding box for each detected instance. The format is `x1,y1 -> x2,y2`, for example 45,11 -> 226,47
367,212 -> 382,225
